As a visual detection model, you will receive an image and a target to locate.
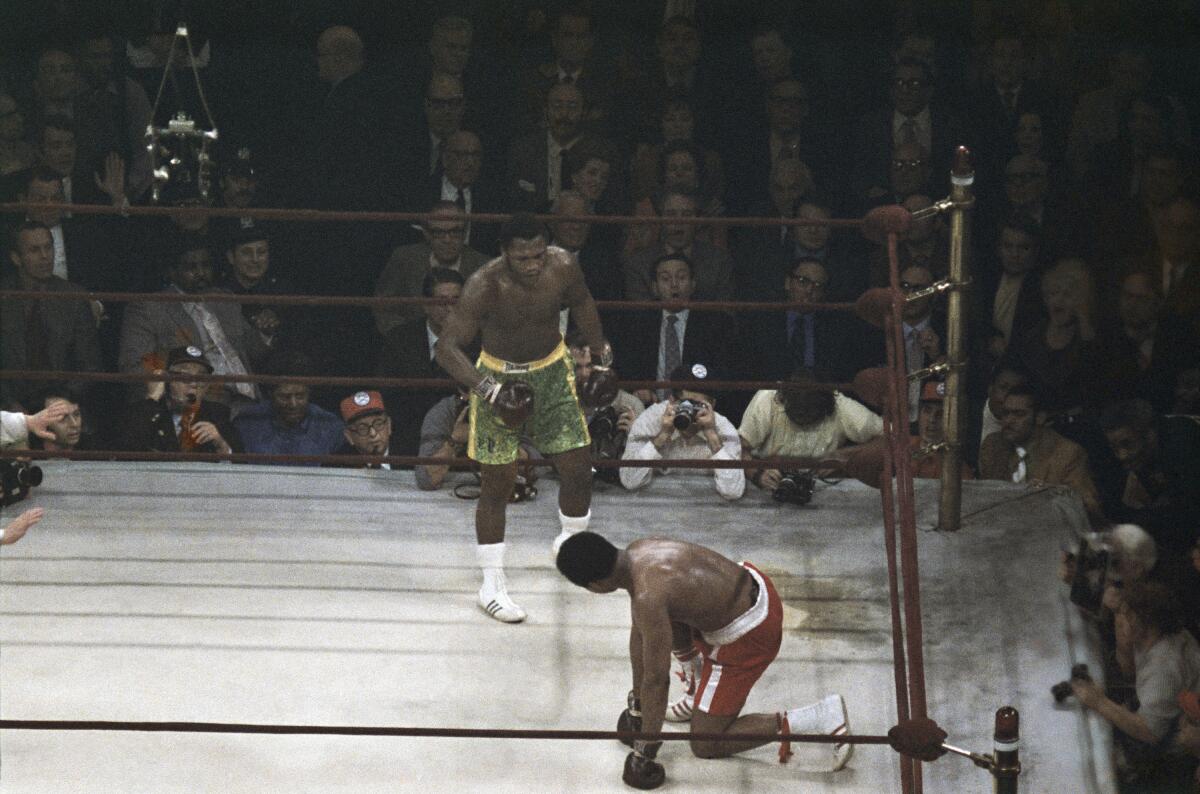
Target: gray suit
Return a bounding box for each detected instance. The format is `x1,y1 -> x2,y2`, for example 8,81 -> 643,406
118,288 -> 268,401
372,243 -> 488,335
0,276 -> 102,408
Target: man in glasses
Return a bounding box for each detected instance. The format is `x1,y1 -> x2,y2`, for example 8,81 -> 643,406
333,391 -> 399,469
851,56 -> 966,203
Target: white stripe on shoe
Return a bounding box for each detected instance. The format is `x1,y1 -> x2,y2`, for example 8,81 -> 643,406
697,663 -> 723,713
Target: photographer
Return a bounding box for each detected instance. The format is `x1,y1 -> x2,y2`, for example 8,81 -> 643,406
567,330 -> 642,481
738,369 -> 883,492
619,362 -> 744,500
1070,580 -> 1200,789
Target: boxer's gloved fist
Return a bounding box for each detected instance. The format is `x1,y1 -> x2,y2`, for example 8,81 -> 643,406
617,690 -> 642,748
623,742 -> 665,790
493,379 -> 535,428
578,365 -> 619,408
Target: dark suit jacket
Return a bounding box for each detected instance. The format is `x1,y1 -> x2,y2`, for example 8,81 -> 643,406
724,122 -> 838,214
612,308 -> 733,384
426,174 -> 507,257
849,104 -> 970,201
506,131 -> 610,213
1094,315 -> 1200,410
116,397 -> 243,454
376,318 -> 479,456
737,308 -> 881,384
968,79 -> 1058,172
372,243 -> 489,334
0,275 -> 103,408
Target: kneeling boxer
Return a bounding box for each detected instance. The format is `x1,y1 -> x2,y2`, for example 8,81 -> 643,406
435,214 -> 614,623
556,532 -> 852,789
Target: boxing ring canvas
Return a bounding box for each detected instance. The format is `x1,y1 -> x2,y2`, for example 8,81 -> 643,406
1,462 -> 1116,792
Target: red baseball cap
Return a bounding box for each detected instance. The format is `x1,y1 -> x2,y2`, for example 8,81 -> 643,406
340,390 -> 386,423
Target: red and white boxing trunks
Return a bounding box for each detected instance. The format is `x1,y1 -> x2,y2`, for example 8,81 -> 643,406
691,562 -> 783,716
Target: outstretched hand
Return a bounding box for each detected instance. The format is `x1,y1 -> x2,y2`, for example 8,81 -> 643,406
25,402 -> 70,441
94,152 -> 127,206
2,507 -> 45,545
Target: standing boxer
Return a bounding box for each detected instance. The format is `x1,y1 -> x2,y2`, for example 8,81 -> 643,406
435,214 -> 614,623
556,531 -> 851,789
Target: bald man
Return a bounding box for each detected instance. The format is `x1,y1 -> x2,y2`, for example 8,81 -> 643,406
316,26 -> 364,86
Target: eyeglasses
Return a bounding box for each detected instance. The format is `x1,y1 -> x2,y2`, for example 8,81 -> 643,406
891,158 -> 925,170
348,416 -> 389,437
900,280 -> 932,292
427,226 -> 465,238
446,149 -> 483,159
892,77 -> 926,90
790,274 -> 827,289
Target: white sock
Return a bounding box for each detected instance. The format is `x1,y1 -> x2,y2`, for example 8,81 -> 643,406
557,510 -> 590,537
477,542 -> 506,590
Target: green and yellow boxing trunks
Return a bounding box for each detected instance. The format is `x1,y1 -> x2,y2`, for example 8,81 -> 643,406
468,339 -> 590,465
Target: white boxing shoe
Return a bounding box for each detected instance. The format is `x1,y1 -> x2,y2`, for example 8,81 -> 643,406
780,693 -> 852,771
478,579 -> 527,623
664,692 -> 694,722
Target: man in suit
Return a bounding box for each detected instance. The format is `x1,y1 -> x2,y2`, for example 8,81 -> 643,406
432,130 -> 503,255
623,188 -> 734,301
849,57 -> 968,204
394,73 -> 466,198
550,190 -> 620,300
0,221 -> 102,410
968,29 -> 1056,175
1146,197 -> 1200,332
514,7 -> 614,138
116,345 -> 241,455
373,201 -> 488,334
737,259 -> 878,385
507,82 -> 609,212
614,253 -> 731,406
726,78 -> 834,214
979,383 -> 1102,521
376,268 -> 476,456
118,236 -> 268,408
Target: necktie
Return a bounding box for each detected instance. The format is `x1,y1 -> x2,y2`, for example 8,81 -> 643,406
899,118 -> 918,146
182,301 -> 259,401
663,313 -> 681,398
802,314 -> 816,369
453,188 -> 466,211
1013,446 -> 1027,483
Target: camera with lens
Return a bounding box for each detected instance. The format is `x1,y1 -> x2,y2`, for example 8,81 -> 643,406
1050,663 -> 1092,703
773,469 -> 815,505
1067,532 -> 1111,615
1,460 -> 43,507
588,406 -> 628,484
672,399 -> 702,431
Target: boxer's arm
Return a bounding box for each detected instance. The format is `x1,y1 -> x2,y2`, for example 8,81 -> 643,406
434,275 -> 490,391
631,595 -> 673,737
561,257 -> 608,358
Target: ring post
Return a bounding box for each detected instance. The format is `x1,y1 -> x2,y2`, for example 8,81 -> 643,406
938,145 -> 974,531
991,706 -> 1020,793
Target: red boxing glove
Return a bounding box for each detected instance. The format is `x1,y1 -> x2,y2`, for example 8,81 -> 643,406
578,366 -> 619,408
493,379 -> 534,428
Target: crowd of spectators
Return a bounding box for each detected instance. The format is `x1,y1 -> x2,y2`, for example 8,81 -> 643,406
0,3 -> 1198,786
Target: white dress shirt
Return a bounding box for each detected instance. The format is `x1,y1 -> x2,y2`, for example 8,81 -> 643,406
620,401 -> 745,500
